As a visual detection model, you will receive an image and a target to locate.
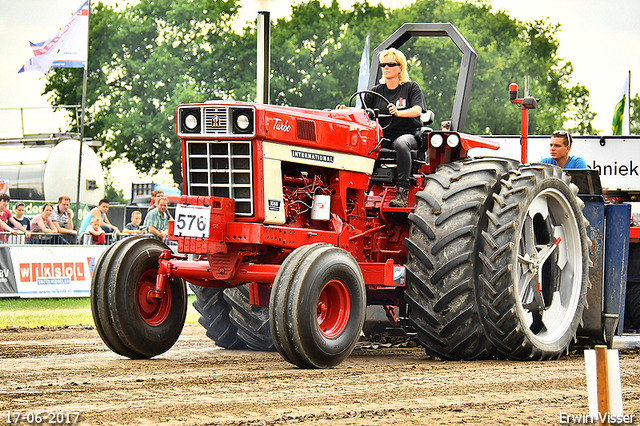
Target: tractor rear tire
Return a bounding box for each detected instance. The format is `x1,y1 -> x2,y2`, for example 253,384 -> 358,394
224,285 -> 275,351
477,163 -> 590,359
92,237 -> 187,358
404,157 -> 519,360
625,283 -> 640,331
270,243 -> 366,368
624,245 -> 640,331
190,284 -> 246,349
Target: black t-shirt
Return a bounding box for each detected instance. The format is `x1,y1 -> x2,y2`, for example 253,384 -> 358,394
364,81 -> 426,140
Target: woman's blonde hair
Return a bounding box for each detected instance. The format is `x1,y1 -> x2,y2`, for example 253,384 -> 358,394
378,48 -> 411,85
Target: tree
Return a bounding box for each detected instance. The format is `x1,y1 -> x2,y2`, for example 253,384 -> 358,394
104,175 -> 128,205
631,93 -> 640,135
44,0 -> 241,183
44,0 -> 598,181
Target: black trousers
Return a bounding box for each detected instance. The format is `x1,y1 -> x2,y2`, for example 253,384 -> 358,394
390,134 -> 418,189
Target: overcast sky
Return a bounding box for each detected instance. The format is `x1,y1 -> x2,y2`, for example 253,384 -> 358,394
1,0 -> 639,192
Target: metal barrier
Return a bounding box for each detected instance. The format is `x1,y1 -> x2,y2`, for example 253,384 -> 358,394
77,231 -> 177,246
78,231 -> 119,245
1,231 -> 177,246
0,232 -> 74,245
0,232 -> 28,244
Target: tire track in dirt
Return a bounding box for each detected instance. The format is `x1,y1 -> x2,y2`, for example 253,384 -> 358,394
1,324 -> 639,425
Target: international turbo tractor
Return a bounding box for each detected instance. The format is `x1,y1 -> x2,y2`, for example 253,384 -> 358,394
91,23 -> 633,368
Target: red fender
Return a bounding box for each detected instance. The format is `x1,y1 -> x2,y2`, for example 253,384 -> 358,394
458,132 -> 500,151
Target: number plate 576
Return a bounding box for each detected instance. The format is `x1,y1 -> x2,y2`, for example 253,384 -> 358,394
174,205 -> 210,238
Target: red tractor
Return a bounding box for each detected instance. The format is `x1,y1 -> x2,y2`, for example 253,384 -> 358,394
91,24 -> 592,367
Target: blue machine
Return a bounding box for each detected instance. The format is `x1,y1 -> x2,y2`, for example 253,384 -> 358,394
568,169 -> 637,348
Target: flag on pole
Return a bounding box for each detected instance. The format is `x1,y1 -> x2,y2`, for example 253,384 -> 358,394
18,1 -> 89,73
611,73 -> 630,135
356,34 -> 370,108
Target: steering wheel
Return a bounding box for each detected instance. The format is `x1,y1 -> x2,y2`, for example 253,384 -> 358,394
348,90 -> 395,130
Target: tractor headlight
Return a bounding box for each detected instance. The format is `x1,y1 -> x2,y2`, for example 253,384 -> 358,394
430,133 -> 444,148
185,114 -> 199,130
236,114 -> 250,130
231,108 -> 254,134
179,108 -> 201,134
446,133 -> 460,148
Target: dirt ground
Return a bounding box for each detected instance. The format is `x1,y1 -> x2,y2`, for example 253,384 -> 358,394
1,324 -> 639,426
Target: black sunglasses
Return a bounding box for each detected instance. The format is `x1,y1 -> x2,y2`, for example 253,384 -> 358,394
380,62 -> 400,68
552,130 -> 573,146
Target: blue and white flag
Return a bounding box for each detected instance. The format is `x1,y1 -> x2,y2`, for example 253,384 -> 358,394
356,34 -> 370,108
18,1 -> 89,73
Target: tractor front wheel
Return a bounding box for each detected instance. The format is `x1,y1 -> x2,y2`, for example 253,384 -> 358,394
270,244 -> 366,368
91,237 -> 187,358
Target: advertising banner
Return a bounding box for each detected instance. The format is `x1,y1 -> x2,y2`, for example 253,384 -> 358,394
470,135 -> 640,191
7,246 -> 106,298
0,247 -> 19,296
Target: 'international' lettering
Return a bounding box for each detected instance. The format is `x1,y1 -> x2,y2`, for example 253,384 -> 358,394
291,150 -> 335,164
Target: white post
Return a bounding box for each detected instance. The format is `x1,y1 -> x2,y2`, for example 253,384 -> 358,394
74,0 -> 91,229
584,346 -> 624,425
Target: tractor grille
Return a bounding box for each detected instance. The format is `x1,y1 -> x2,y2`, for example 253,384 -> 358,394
185,140 -> 253,216
203,107 -> 228,134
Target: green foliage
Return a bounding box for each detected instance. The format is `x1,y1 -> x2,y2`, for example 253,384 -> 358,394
45,0 -> 241,183
43,0 -> 599,179
631,94 -> 640,135
104,175 -> 128,204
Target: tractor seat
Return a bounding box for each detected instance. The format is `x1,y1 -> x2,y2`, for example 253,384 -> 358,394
370,110 -> 435,185
370,129 -> 430,184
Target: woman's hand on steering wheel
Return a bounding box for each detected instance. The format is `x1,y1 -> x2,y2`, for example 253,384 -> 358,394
347,90 -> 395,130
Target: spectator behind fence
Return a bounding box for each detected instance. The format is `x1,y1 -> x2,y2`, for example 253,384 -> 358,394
148,190 -> 164,213
123,211 -> 144,234
88,216 -> 106,245
143,197 -> 169,242
148,190 -> 174,220
28,203 -> 70,245
8,202 -> 31,244
79,198 -> 120,236
51,195 -> 78,244
0,194 -> 31,241
12,202 -> 30,231
0,217 -> 17,242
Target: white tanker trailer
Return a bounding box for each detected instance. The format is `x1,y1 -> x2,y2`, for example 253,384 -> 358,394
0,133 -> 104,205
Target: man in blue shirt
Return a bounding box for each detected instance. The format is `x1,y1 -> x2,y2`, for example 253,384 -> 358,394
540,130 -> 588,169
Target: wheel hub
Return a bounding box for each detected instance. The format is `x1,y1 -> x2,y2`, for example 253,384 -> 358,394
518,237 -> 561,312
137,269 -> 172,326
516,188 -> 582,344
316,279 -> 351,338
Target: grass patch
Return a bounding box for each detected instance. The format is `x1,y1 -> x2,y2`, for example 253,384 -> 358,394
0,296 -> 199,328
